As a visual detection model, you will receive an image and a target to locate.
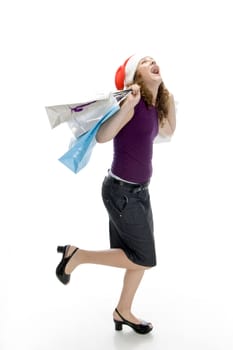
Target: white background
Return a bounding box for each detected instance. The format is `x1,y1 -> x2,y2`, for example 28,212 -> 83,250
1,1 -> 233,349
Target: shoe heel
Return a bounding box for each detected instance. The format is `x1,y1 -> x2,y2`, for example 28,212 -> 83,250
114,320 -> 123,331
57,246 -> 66,253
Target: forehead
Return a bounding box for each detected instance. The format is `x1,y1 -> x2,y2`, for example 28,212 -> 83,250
139,56 -> 155,63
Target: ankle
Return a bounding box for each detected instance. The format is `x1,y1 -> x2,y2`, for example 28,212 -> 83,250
114,308 -> 140,324
65,247 -> 81,274
114,307 -> 131,320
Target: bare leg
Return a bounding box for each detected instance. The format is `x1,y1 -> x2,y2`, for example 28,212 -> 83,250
64,246 -> 151,325
65,247 -> 148,273
113,269 -> 146,324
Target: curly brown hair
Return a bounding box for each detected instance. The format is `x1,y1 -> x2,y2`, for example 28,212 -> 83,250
134,74 -> 170,126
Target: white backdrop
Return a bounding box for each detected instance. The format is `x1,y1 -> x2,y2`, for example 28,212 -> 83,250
1,1 -> 233,349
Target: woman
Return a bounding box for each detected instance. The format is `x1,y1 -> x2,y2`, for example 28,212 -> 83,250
56,54 -> 176,334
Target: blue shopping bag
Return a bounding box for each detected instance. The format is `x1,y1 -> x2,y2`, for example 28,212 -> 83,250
58,104 -> 120,174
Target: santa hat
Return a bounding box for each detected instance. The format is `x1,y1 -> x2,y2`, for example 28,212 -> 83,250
115,54 -> 145,90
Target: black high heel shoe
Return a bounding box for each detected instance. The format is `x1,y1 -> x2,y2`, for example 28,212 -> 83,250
56,245 -> 79,285
113,308 -> 153,334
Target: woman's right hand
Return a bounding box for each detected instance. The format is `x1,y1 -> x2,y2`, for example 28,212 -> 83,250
124,84 -> 141,108
96,84 -> 141,143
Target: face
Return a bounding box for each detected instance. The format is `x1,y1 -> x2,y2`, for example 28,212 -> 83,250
136,56 -> 162,85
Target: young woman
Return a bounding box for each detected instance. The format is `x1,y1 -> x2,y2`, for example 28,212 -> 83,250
56,54 -> 176,334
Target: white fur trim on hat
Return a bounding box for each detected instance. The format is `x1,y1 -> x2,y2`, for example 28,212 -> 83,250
124,54 -> 147,87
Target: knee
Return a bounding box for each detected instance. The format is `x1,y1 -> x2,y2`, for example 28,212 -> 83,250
144,262 -> 156,270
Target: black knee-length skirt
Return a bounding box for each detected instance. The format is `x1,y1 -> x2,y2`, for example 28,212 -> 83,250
101,175 -> 156,267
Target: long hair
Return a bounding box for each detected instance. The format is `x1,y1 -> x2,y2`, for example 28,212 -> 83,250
134,74 -> 169,126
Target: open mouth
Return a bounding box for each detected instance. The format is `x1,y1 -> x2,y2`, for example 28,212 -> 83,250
151,66 -> 160,75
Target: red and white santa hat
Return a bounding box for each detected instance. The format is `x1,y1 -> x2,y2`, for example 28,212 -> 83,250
115,54 -> 145,90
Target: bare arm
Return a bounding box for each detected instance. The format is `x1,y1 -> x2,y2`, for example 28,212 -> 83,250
159,93 -> 176,137
96,85 -> 141,143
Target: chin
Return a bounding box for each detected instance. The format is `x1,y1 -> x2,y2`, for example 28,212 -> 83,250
154,77 -> 162,85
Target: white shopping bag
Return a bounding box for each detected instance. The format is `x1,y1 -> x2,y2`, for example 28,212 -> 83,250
45,89 -> 132,136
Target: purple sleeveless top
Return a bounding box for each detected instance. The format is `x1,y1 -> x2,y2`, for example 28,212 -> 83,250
111,98 -> 159,183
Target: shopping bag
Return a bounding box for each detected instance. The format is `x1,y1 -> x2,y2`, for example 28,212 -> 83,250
46,89 -> 132,174
45,93 -> 115,130
58,104 -> 120,174
45,89 -> 131,136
